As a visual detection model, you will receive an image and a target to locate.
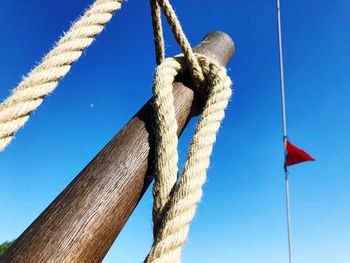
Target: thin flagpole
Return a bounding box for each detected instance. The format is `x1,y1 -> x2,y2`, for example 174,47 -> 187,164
276,0 -> 293,262
284,170 -> 292,263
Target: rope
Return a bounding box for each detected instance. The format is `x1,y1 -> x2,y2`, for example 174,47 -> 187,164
0,1 -> 232,261
0,0 -> 123,151
146,0 -> 233,262
150,0 -> 165,65
149,0 -> 205,87
147,56 -> 231,263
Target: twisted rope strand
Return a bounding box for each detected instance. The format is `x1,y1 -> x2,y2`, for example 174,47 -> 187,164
156,0 -> 205,85
150,0 -> 165,65
0,0 -> 123,151
150,0 -> 205,86
151,59 -> 181,233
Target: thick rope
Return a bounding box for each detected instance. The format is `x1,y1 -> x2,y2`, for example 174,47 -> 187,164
1,1 -> 231,261
149,0 -> 205,86
146,0 -> 233,261
146,56 -> 232,263
150,0 -> 165,65
0,0 -> 123,151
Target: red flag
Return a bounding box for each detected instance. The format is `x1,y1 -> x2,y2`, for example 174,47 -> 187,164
285,140 -> 315,167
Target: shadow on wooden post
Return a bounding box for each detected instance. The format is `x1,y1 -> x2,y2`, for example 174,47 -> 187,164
0,31 -> 234,263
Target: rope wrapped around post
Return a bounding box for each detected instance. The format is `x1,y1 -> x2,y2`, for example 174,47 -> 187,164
0,31 -> 234,263
0,0 -> 234,260
146,55 -> 232,263
146,0 -> 233,262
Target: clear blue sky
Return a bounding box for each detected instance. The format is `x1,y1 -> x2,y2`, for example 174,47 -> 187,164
1,1 -> 350,262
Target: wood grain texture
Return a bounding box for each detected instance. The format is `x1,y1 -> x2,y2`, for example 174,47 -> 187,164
0,32 -> 234,263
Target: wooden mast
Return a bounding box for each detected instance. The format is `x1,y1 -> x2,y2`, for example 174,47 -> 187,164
0,32 -> 234,263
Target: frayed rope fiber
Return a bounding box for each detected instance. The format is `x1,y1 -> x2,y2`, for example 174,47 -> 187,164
0,0 -> 124,151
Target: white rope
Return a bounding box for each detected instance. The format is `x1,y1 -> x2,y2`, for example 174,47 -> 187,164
0,0 -> 123,151
0,1 -> 233,261
145,1 -> 233,261
149,0 -> 205,86
146,55 -> 232,263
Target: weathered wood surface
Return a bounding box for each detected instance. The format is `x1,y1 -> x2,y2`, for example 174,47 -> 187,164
0,31 -> 234,263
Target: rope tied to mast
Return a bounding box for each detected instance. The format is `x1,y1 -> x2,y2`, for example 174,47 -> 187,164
0,1 -> 233,261
146,0 -> 232,262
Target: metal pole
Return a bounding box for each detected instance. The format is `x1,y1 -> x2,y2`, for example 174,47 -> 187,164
276,0 -> 287,138
276,0 -> 293,262
285,170 -> 293,263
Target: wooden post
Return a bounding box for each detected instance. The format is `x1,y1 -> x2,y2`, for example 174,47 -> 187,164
1,32 -> 234,263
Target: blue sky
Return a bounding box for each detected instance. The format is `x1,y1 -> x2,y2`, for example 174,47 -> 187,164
1,0 -> 350,262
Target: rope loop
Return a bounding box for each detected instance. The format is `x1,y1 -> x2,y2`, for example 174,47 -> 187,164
147,0 -> 233,262
146,53 -> 232,262
173,53 -> 223,109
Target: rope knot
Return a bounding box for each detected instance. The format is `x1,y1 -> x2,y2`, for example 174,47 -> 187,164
174,54 -> 229,115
